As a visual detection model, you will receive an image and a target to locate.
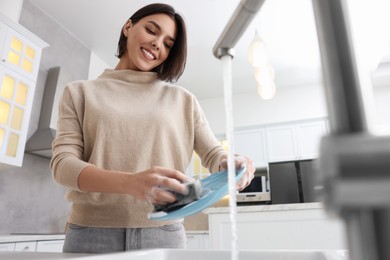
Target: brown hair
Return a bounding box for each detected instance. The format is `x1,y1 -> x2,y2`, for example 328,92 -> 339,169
116,3 -> 187,83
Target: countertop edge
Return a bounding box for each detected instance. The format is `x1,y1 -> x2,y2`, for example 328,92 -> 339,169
203,202 -> 324,214
0,234 -> 65,243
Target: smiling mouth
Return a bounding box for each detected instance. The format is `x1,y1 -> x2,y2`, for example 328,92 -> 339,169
141,48 -> 156,60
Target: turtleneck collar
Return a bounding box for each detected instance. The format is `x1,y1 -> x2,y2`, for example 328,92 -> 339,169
98,69 -> 159,84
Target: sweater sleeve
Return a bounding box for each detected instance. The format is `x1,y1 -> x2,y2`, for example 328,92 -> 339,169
192,96 -> 227,173
50,85 -> 92,191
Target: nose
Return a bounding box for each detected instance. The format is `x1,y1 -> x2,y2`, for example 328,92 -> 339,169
151,40 -> 161,51
152,43 -> 159,50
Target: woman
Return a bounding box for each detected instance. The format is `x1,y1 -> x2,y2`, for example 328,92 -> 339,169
51,3 -> 255,254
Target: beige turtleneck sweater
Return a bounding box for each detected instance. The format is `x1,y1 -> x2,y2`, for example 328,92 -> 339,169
50,69 -> 226,228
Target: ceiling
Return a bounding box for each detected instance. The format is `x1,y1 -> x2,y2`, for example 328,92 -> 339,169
28,0 -> 329,99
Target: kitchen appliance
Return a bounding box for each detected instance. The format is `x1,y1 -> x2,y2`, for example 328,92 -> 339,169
236,168 -> 271,204
268,159 -> 321,204
25,67 -> 71,158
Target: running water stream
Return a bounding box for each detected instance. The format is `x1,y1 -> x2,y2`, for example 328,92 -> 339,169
221,54 -> 238,260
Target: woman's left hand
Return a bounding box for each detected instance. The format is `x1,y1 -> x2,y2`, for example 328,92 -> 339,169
219,155 -> 255,191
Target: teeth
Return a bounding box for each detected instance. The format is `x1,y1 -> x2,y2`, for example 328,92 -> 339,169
142,48 -> 155,60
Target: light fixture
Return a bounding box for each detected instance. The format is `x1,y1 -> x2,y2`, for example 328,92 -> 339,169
248,30 -> 276,100
255,66 -> 276,100
248,30 -> 269,67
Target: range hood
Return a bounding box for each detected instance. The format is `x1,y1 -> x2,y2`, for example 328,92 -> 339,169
25,67 -> 69,158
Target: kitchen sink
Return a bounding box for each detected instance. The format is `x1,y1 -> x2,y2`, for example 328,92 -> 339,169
76,249 -> 348,260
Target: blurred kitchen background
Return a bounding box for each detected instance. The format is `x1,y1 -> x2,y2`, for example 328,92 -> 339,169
0,0 -> 389,244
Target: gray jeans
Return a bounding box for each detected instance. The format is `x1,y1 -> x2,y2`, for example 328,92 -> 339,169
63,222 -> 186,254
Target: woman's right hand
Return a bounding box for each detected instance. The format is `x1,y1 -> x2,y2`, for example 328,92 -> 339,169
127,166 -> 191,205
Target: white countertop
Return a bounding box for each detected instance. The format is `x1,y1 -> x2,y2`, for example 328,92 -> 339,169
203,202 -> 324,214
0,234 -> 65,243
0,252 -> 87,259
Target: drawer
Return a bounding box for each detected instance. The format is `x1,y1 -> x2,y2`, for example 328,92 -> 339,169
14,241 -> 37,252
0,242 -> 15,251
36,240 -> 64,252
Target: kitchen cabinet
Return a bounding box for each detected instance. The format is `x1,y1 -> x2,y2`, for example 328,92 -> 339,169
36,240 -> 64,253
0,14 -> 48,168
186,232 -> 210,249
205,203 -> 347,250
0,235 -> 65,253
234,128 -> 267,168
0,242 -> 15,251
14,241 -> 36,252
266,119 -> 328,162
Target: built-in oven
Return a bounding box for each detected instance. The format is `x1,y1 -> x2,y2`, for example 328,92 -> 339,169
236,168 -> 271,204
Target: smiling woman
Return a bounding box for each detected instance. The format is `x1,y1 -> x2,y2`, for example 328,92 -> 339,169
115,3 -> 187,82
49,2 -> 255,255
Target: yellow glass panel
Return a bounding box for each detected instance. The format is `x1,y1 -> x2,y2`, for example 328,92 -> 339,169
1,75 -> 15,100
22,59 -> 33,73
220,140 -> 229,150
0,100 -> 11,125
11,37 -> 23,52
7,50 -> 20,65
11,107 -> 24,130
6,132 -> 19,157
193,153 -> 201,176
25,45 -> 35,60
15,82 -> 28,106
0,128 -> 5,152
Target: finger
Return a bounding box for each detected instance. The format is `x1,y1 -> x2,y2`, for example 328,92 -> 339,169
236,174 -> 249,190
150,186 -> 177,204
220,159 -> 228,170
234,156 -> 246,168
153,166 -> 190,182
157,177 -> 189,195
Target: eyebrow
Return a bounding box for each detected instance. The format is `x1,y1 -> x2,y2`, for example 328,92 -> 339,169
147,20 -> 175,42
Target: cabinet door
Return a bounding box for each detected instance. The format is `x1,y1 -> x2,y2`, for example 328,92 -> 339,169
0,67 -> 35,167
295,120 -> 327,159
0,22 -> 7,53
266,125 -> 297,162
14,241 -> 37,252
186,233 -> 210,249
0,243 -> 15,251
234,129 -> 267,168
36,240 -> 64,252
186,234 -> 203,249
0,26 -> 42,81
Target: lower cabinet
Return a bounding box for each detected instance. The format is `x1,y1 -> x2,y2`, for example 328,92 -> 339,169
36,240 -> 64,252
0,237 -> 64,253
14,241 -> 37,252
186,232 -> 209,249
207,204 -> 347,250
0,242 -> 15,251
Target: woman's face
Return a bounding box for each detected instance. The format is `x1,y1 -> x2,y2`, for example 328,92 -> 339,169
116,13 -> 177,71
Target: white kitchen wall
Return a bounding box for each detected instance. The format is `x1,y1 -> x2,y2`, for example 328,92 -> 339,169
373,84 -> 390,132
88,52 -> 111,80
0,0 -> 23,22
200,83 -> 328,135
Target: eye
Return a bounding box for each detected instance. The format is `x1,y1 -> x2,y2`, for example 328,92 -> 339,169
145,27 -> 155,35
164,42 -> 172,49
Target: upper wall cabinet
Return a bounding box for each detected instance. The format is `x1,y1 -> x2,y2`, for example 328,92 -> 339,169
234,129 -> 268,168
266,119 -> 328,162
0,14 -> 48,169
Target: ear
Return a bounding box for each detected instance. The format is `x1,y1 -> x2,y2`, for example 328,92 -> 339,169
123,20 -> 132,37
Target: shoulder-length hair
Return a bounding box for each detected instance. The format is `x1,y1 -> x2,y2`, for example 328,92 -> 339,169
116,3 -> 187,83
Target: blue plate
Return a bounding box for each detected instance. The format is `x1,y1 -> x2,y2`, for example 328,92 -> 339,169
148,166 -> 246,221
